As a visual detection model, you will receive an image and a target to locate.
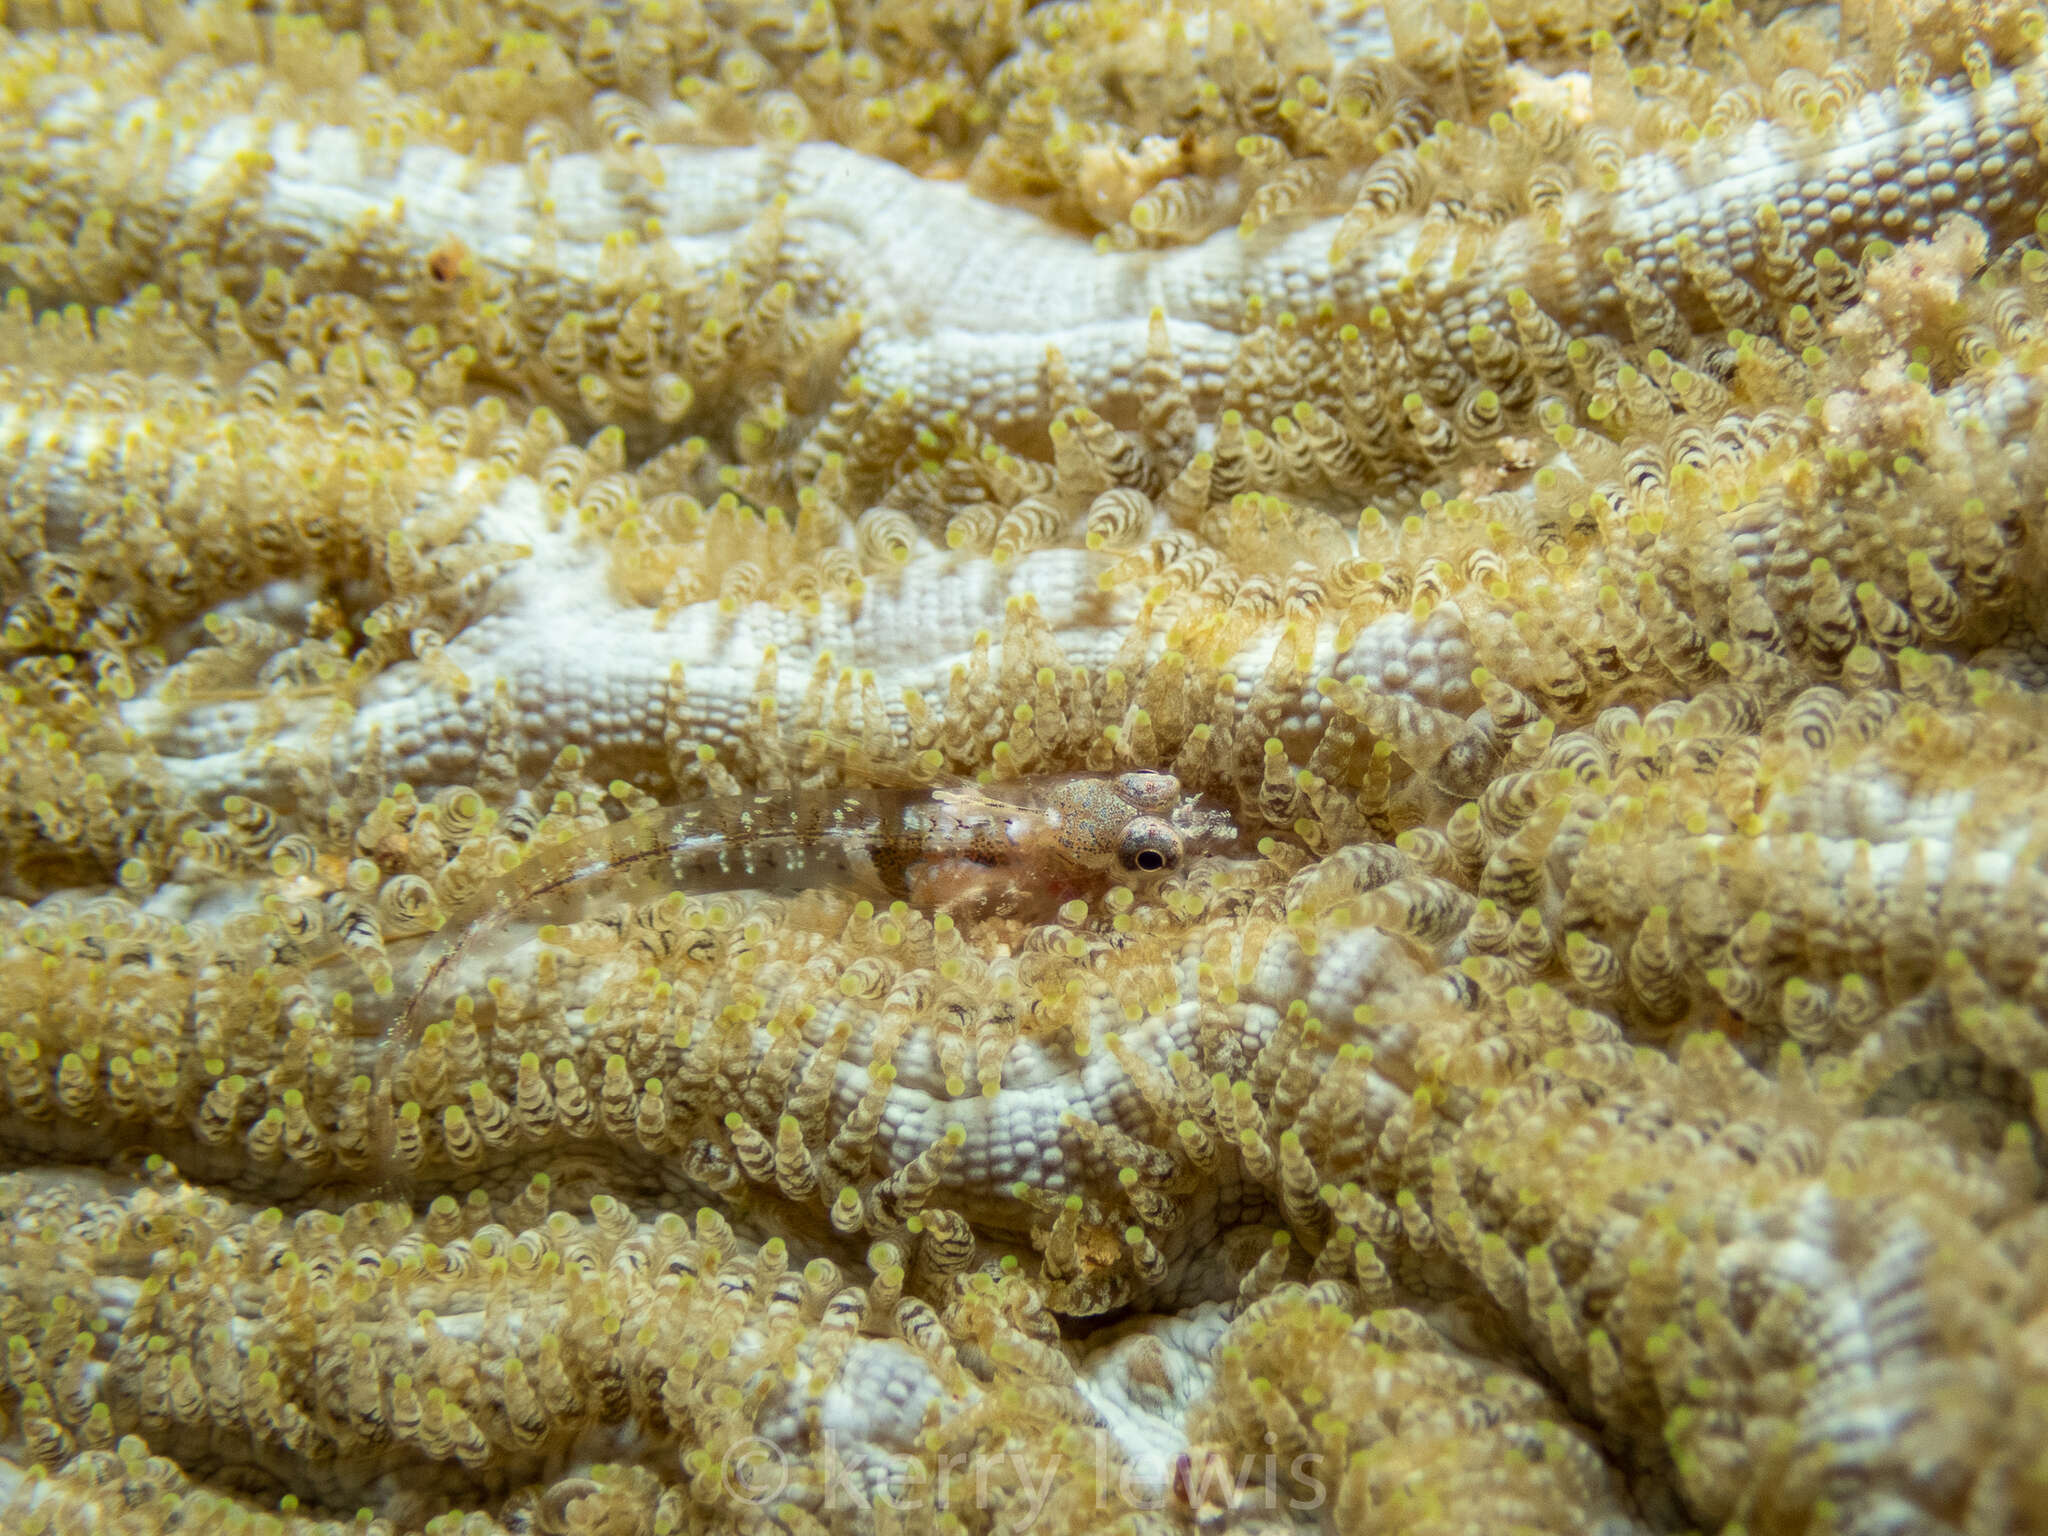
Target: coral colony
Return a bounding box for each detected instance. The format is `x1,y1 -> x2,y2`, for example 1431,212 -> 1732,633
5,1 -> 2048,1532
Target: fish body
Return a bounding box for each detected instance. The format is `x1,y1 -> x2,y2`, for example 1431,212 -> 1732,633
484,783 -> 1076,922
397,770 -> 1239,1037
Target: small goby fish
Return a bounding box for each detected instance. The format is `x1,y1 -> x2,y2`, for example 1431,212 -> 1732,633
395,770 -> 1241,1041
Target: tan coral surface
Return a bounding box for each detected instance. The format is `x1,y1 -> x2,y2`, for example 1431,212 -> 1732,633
7,1 -> 2048,1533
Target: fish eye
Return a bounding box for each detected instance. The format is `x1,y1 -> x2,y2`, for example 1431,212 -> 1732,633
1115,771 -> 1181,813
1117,817 -> 1181,875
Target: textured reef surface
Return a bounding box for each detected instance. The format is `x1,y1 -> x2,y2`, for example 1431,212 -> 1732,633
6,0 -> 2048,1532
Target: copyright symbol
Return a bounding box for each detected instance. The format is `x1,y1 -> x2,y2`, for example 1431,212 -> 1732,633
720,1435 -> 788,1505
